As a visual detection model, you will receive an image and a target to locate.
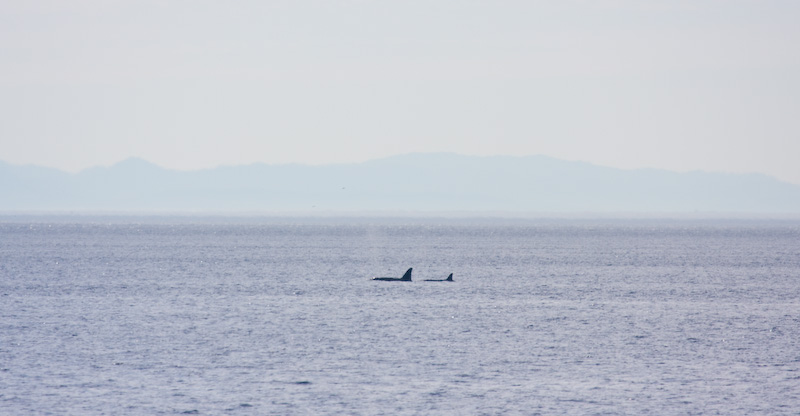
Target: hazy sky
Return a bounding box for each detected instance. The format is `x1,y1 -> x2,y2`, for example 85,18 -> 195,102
2,1 -> 799,183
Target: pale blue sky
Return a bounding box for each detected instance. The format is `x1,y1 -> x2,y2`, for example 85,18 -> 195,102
2,1 -> 799,184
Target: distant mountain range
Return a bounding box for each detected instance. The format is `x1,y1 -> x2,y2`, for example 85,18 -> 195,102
2,153 -> 800,214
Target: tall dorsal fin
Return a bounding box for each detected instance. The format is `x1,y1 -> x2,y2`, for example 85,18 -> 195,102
401,268 -> 413,281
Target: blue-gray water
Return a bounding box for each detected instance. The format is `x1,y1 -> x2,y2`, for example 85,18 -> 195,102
1,218 -> 799,415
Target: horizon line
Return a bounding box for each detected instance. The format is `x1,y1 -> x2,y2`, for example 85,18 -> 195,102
3,210 -> 800,221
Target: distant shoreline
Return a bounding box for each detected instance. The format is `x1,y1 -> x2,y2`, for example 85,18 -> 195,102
2,211 -> 800,225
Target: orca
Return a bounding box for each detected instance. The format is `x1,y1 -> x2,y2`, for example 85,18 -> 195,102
372,268 -> 413,282
424,273 -> 454,282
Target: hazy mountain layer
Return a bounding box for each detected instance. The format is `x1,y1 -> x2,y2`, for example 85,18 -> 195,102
2,154 -> 799,213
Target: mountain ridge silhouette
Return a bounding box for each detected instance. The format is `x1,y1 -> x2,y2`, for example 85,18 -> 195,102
2,153 -> 799,213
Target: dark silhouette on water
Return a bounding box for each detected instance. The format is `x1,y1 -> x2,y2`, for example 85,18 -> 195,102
372,268 -> 413,282
424,273 -> 454,282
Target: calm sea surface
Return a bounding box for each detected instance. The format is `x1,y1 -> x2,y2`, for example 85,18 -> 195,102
1,218 -> 799,415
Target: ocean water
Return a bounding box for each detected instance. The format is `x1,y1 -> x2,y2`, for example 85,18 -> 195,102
1,218 -> 799,415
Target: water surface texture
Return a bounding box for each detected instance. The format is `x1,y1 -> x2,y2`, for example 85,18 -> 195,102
1,219 -> 799,414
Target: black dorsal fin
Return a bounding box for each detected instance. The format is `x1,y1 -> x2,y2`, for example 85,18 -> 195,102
401,268 -> 413,281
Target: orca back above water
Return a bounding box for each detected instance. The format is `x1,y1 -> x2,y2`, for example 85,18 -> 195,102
424,273 -> 454,282
372,268 -> 413,282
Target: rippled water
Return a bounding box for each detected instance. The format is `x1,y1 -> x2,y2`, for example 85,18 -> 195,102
1,218 -> 799,415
